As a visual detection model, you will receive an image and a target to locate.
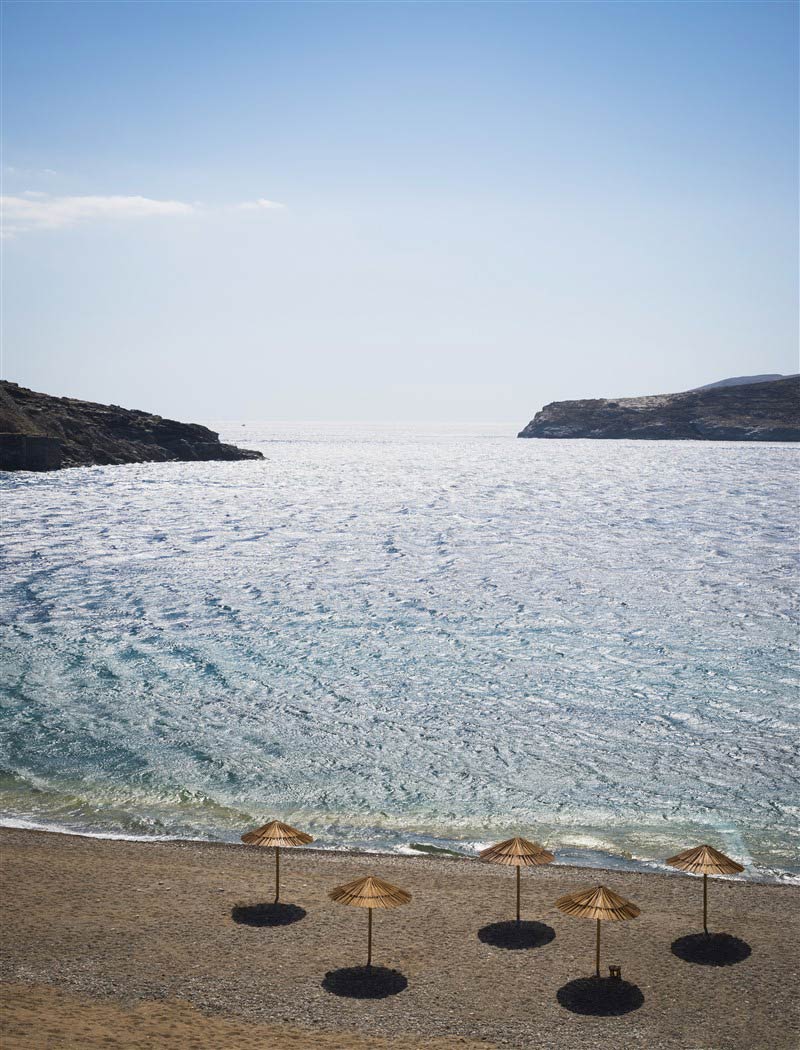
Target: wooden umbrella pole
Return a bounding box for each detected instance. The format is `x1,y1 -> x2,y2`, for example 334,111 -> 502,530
367,907 -> 373,968
516,865 -> 521,924
275,846 -> 281,903
595,918 -> 601,978
703,873 -> 708,935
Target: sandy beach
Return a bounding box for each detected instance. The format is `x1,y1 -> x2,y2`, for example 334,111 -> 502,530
1,828 -> 798,1049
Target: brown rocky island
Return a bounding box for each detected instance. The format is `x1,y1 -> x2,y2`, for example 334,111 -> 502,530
0,381 -> 263,471
518,375 -> 799,442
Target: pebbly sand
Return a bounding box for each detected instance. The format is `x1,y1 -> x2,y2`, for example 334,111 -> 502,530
1,827 -> 798,1049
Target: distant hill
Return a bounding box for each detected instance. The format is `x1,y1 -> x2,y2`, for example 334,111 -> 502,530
693,374 -> 791,390
0,382 -> 264,471
518,375 -> 800,442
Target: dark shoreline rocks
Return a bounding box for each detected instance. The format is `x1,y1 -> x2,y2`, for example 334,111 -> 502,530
518,375 -> 800,442
0,381 -> 264,471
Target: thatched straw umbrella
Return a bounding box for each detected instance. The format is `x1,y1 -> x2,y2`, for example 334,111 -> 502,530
241,819 -> 313,903
666,844 -> 744,934
479,837 -> 555,924
555,885 -> 640,977
329,875 -> 411,968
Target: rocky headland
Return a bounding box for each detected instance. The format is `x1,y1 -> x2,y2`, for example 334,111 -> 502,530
518,375 -> 799,441
0,381 -> 264,471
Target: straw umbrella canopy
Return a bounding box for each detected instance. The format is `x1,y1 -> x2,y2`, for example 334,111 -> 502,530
666,844 -> 744,935
241,819 -> 313,903
479,837 -> 555,924
329,875 -> 411,968
555,885 -> 640,977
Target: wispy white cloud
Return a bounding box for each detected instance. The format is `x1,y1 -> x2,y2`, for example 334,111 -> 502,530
2,164 -> 59,177
1,192 -> 286,237
1,193 -> 195,237
233,198 -> 286,211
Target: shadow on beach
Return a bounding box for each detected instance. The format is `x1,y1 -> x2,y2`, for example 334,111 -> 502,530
322,965 -> 408,999
231,902 -> 307,927
478,920 -> 556,950
557,977 -> 644,1016
671,932 -> 752,966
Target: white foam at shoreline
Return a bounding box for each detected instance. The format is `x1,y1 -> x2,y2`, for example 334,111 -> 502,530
2,816 -> 797,885
0,816 -> 202,843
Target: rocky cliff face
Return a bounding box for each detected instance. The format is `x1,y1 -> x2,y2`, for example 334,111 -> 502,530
0,382 -> 264,471
518,376 -> 799,442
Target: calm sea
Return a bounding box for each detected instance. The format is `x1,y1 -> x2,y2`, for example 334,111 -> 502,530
1,423 -> 797,880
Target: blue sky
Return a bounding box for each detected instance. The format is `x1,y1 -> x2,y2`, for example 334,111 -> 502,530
2,0 -> 797,422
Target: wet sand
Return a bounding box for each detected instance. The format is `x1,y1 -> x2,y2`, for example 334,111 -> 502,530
1,827 -> 798,1049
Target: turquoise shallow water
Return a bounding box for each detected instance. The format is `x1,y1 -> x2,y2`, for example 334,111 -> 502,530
1,424 -> 798,880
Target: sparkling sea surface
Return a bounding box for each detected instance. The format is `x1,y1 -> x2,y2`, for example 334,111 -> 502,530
1,423 -> 798,880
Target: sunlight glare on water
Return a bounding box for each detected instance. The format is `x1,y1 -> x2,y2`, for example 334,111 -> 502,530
1,423 -> 797,880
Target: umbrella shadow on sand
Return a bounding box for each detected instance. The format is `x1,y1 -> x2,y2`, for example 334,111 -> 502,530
557,976 -> 644,1016
671,932 -> 751,966
478,920 -> 556,950
322,966 -> 408,999
231,902 -> 307,927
